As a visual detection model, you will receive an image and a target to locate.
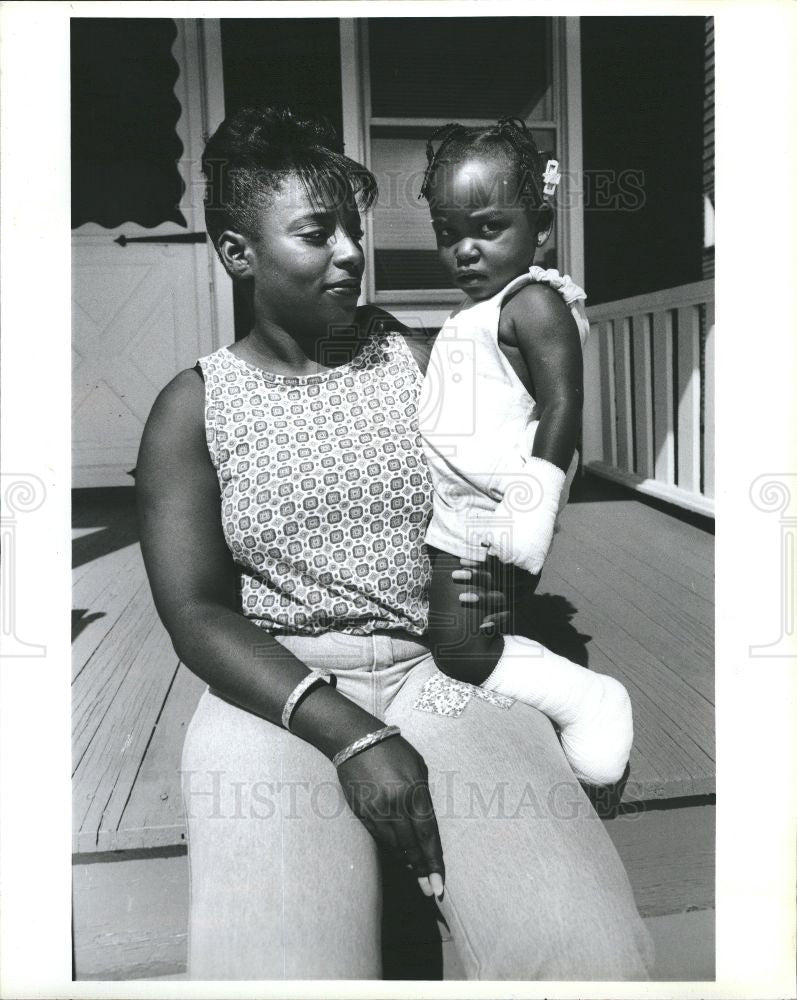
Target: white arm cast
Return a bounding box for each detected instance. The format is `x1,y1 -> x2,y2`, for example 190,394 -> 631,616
476,456 -> 565,575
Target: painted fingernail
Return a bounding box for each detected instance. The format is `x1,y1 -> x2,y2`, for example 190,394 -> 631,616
479,622 -> 496,634
451,569 -> 472,581
459,593 -> 479,603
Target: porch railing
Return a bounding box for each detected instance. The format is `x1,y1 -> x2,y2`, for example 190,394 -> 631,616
582,280 -> 715,517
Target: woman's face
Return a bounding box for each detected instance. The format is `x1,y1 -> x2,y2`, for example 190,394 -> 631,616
246,174 -> 365,340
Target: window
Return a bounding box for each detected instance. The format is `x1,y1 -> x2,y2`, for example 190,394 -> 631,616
343,17 -> 574,313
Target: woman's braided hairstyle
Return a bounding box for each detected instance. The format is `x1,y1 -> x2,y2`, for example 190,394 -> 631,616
202,105 -> 378,247
419,116 -> 550,209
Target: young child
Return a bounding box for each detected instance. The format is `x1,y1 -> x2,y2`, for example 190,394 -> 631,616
418,118 -> 633,786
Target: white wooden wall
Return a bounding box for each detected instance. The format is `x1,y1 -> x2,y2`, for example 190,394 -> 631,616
72,20 -> 232,488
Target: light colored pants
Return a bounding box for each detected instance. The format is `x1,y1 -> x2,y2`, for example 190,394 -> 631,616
181,631 -> 654,980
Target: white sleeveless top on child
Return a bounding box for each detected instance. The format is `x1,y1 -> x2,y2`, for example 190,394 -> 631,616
419,266 -> 590,562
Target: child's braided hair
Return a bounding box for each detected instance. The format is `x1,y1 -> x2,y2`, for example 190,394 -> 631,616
419,117 -> 550,209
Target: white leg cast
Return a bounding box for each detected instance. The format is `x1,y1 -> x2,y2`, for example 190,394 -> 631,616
483,634 -> 634,786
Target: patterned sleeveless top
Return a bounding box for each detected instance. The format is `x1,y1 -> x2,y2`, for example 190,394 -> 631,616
198,332 -> 433,637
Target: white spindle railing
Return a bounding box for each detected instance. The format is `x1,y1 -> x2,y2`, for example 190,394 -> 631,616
582,280 -> 715,517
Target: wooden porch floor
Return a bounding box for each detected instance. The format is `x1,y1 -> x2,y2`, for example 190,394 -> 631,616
72,476 -> 715,857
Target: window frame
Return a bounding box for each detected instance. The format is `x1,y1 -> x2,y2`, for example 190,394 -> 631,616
340,16 -> 584,328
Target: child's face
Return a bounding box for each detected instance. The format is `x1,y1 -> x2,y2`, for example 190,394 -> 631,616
428,155 -> 539,301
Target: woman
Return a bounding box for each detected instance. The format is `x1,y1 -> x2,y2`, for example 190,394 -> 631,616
137,106 -> 653,980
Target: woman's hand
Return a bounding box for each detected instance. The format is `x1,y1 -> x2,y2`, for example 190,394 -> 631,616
453,558 -> 511,635
336,734 -> 445,899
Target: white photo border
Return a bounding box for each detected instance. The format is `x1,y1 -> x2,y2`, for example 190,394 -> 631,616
1,1 -> 795,997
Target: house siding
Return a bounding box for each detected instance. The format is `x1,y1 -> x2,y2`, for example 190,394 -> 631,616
581,17 -> 706,305
702,16 -> 715,280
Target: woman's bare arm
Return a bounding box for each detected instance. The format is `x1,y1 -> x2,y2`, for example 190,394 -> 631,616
136,368 -> 383,757
137,367 -> 449,888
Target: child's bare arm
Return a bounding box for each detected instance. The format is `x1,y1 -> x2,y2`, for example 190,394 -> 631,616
479,284 -> 584,576
502,283 -> 584,472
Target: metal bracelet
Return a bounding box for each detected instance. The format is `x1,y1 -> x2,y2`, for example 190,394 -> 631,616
332,725 -> 401,768
281,669 -> 334,731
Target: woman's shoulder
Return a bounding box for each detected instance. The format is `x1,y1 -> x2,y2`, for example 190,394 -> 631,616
159,365 -> 205,406
137,365 -> 214,503
143,367 -> 206,445
355,304 -> 438,376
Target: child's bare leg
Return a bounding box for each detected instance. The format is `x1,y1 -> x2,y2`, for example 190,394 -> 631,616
426,546 -> 505,684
